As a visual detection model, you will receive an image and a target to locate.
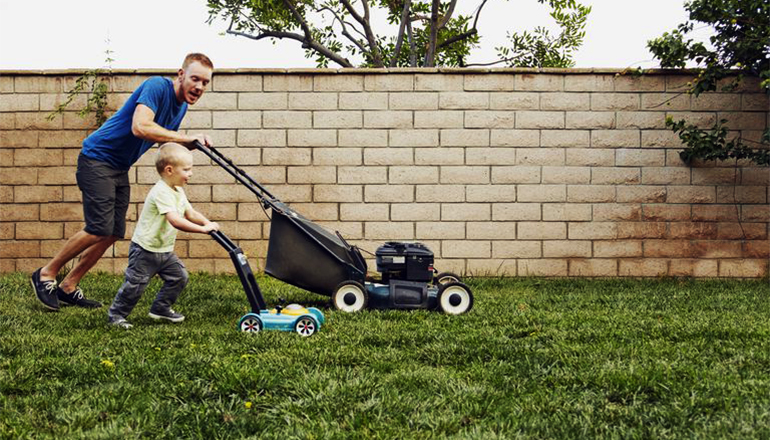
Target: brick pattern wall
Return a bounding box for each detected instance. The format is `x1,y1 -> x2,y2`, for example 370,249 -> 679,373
0,69 -> 768,277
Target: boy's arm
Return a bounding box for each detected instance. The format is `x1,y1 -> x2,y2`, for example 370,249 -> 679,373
165,211 -> 218,234
185,207 -> 216,227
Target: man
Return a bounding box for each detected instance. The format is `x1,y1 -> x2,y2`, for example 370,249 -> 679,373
31,53 -> 214,311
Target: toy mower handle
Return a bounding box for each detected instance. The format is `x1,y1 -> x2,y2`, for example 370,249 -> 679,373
208,229 -> 268,312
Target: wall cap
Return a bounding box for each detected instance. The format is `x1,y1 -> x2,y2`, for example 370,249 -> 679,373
0,67 -> 712,76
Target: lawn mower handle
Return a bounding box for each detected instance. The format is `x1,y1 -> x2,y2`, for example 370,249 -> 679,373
192,140 -> 278,207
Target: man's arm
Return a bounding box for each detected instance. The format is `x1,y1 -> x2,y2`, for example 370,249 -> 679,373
132,104 -> 211,148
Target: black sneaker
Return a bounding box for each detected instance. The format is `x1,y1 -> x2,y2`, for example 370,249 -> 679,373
108,316 -> 133,329
57,287 -> 102,308
149,309 -> 185,323
31,268 -> 59,311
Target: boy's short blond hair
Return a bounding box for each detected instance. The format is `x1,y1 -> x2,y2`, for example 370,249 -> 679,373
155,143 -> 192,174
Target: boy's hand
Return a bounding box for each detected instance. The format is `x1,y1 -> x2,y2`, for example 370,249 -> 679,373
202,222 -> 220,233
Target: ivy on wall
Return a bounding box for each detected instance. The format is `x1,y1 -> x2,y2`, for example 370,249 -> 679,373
47,47 -> 114,127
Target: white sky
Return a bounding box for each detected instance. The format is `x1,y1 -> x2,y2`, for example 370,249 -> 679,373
0,0 -> 708,70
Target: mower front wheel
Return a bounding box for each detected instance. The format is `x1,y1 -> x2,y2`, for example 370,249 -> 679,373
332,281 -> 368,313
438,282 -> 474,315
239,314 -> 263,333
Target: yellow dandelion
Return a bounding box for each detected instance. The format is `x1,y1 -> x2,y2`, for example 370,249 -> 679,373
245,401 -> 253,409
100,359 -> 115,369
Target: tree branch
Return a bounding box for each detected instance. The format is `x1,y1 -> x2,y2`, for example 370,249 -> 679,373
278,0 -> 353,67
437,0 -> 458,30
340,0 -> 384,66
304,40 -> 354,68
438,29 -> 477,49
472,0 -> 490,29
389,0 -> 412,67
226,29 -> 353,68
280,0 -> 313,40
406,7 -> 417,66
433,0 -> 487,61
338,0 -> 366,25
318,6 -> 369,55
227,28 -> 306,43
424,0 -> 441,67
463,54 -> 525,68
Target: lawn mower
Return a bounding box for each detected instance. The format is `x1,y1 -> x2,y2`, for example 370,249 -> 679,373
210,229 -> 324,336
194,141 -> 473,317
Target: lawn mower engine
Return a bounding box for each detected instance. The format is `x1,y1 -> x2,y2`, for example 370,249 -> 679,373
373,242 -> 435,309
376,242 -> 434,283
332,241 -> 473,314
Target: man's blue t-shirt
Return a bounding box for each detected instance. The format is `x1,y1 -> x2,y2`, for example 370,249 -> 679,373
81,77 -> 187,171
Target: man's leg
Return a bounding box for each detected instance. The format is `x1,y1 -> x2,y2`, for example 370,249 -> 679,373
33,154 -> 128,309
39,231 -> 111,282
32,230 -> 109,310
58,234 -> 119,293
58,170 -> 131,307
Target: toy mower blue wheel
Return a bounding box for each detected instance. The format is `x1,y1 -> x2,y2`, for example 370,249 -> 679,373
332,281 -> 368,313
239,314 -> 263,333
295,316 -> 318,337
438,282 -> 474,315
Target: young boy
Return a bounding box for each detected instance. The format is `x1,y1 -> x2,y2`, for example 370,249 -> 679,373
108,142 -> 219,329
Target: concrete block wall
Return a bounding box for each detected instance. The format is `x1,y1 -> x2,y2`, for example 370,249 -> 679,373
0,68 -> 768,277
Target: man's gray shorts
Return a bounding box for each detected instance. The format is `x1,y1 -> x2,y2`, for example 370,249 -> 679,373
75,153 -> 130,238
108,242 -> 189,320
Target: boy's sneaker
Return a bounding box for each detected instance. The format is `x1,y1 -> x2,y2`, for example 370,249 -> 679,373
109,316 -> 133,329
149,309 -> 185,323
57,286 -> 102,308
31,268 -> 59,311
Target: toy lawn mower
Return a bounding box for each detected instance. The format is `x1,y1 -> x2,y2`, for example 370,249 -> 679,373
210,230 -> 324,336
195,141 -> 473,316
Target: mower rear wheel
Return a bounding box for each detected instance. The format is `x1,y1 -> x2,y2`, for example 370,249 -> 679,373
295,316 -> 318,337
332,281 -> 368,313
438,282 -> 474,315
435,271 -> 462,285
239,314 -> 263,333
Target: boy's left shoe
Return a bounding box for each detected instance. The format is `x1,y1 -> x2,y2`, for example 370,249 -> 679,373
149,309 -> 185,323
57,287 -> 103,308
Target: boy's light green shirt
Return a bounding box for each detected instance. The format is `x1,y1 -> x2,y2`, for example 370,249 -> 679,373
132,180 -> 192,253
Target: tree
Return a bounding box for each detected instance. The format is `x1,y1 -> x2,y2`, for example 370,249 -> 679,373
647,0 -> 770,165
205,0 -> 591,68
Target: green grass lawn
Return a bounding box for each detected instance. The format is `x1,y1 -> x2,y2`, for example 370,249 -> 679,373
1,272 -> 768,439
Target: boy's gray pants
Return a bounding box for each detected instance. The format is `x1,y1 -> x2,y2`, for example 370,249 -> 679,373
109,242 -> 189,320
